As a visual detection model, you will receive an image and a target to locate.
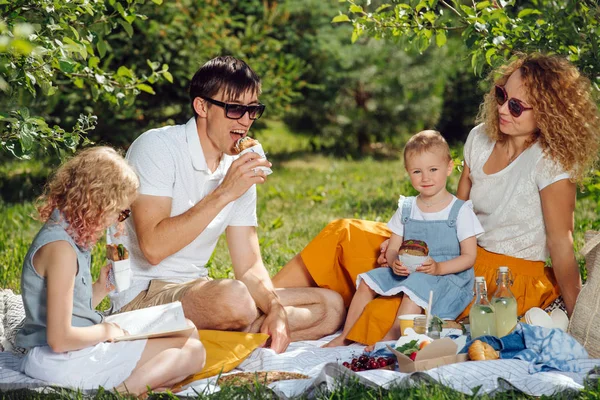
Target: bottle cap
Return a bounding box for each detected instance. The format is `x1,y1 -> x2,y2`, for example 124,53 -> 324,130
475,276 -> 485,282
499,266 -> 509,272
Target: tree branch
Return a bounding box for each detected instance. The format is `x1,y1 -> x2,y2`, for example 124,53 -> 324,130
440,0 -> 463,18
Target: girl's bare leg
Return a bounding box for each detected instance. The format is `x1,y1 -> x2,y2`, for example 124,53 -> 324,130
115,321 -> 206,397
324,282 -> 377,347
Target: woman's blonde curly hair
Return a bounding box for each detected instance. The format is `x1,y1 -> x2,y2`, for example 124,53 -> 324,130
477,53 -> 600,183
38,146 -> 139,248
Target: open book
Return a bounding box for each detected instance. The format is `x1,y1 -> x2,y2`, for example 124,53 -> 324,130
105,301 -> 194,342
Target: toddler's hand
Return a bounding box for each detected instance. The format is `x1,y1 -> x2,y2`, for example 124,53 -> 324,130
377,239 -> 390,266
392,259 -> 410,276
416,258 -> 440,275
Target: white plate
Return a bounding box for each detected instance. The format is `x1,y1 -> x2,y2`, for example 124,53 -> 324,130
524,307 -> 553,329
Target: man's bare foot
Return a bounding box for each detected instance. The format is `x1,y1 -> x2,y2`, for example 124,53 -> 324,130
323,335 -> 353,348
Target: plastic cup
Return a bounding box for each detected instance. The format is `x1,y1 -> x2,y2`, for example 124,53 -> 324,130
398,314 -> 423,336
109,259 -> 131,292
239,143 -> 273,175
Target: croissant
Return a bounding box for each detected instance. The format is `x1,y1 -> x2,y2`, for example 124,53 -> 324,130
468,340 -> 499,361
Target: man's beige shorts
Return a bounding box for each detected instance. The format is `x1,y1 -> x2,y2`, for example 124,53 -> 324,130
120,277 -> 210,313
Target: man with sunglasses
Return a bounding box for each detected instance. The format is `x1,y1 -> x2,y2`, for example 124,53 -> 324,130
108,56 -> 345,353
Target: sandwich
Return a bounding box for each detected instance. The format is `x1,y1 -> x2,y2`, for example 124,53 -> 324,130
234,137 -> 259,154
399,240 -> 428,256
106,243 -> 129,261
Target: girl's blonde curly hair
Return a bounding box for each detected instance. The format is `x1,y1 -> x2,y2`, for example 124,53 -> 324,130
38,146 -> 139,248
478,53 -> 600,183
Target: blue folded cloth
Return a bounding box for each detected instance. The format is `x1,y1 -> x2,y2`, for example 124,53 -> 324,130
459,323 -> 588,373
365,340 -> 397,358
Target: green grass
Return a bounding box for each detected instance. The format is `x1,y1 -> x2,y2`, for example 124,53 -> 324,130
1,119 -> 599,398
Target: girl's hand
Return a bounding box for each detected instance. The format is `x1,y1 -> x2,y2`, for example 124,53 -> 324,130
416,258 -> 440,275
105,322 -> 128,342
97,263 -> 114,293
392,259 -> 410,276
377,239 -> 390,266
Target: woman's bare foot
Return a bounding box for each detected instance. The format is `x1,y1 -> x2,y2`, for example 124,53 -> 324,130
364,344 -> 375,352
323,335 -> 353,348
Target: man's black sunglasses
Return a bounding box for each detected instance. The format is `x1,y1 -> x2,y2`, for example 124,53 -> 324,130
201,96 -> 266,120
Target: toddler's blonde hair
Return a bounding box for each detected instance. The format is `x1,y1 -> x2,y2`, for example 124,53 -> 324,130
404,130 -> 451,166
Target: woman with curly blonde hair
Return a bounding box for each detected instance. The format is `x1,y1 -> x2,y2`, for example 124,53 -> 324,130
17,147 -> 206,396
273,53 -> 600,345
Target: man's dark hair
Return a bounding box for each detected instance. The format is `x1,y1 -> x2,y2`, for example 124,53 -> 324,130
189,56 -> 262,117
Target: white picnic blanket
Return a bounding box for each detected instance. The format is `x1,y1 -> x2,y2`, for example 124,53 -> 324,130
0,288 -> 599,397
174,334 -> 600,398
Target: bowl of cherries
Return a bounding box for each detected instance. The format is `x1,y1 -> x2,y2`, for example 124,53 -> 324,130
342,355 -> 396,372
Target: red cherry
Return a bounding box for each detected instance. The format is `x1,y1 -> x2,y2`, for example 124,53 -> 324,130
359,355 -> 368,363
378,360 -> 388,368
342,362 -> 350,368
387,358 -> 396,365
367,360 -> 378,369
409,351 -> 418,361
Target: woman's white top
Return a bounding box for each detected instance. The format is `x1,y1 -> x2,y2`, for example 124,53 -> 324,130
464,124 -> 569,261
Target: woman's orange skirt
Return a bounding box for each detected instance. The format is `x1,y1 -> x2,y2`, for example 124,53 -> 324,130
300,219 -> 561,345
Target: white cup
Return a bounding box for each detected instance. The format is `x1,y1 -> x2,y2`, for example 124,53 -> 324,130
239,143 -> 273,175
109,259 -> 131,292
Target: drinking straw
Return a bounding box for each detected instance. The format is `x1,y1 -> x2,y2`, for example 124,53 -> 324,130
425,290 -> 433,332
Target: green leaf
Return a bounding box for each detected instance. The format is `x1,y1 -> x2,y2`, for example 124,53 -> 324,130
485,48 -> 496,65
476,1 -> 491,10
119,20 -> 134,37
395,339 -> 419,355
163,71 -> 173,83
517,8 -> 542,18
435,30 -> 446,47
375,4 -> 392,13
146,60 -> 160,70
136,83 -> 155,94
97,38 -> 107,58
332,14 -> 351,23
88,56 -> 100,69
416,1 -> 428,12
59,60 -> 76,73
117,65 -> 133,78
349,5 -> 363,14
115,2 -> 126,17
151,0 -> 163,3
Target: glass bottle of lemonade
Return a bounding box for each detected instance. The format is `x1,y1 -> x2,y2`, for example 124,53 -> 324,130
491,266 -> 518,337
469,276 -> 497,338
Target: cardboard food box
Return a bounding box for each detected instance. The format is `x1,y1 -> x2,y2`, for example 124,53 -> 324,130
386,338 -> 467,373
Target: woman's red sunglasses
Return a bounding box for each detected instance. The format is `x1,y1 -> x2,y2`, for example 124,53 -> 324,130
495,85 -> 533,118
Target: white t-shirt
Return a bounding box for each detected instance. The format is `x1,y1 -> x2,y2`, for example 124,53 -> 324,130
388,195 -> 484,242
109,118 -> 257,311
464,124 -> 569,261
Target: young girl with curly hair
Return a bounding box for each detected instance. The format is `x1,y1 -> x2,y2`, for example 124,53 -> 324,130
273,53 -> 600,345
16,147 -> 205,395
